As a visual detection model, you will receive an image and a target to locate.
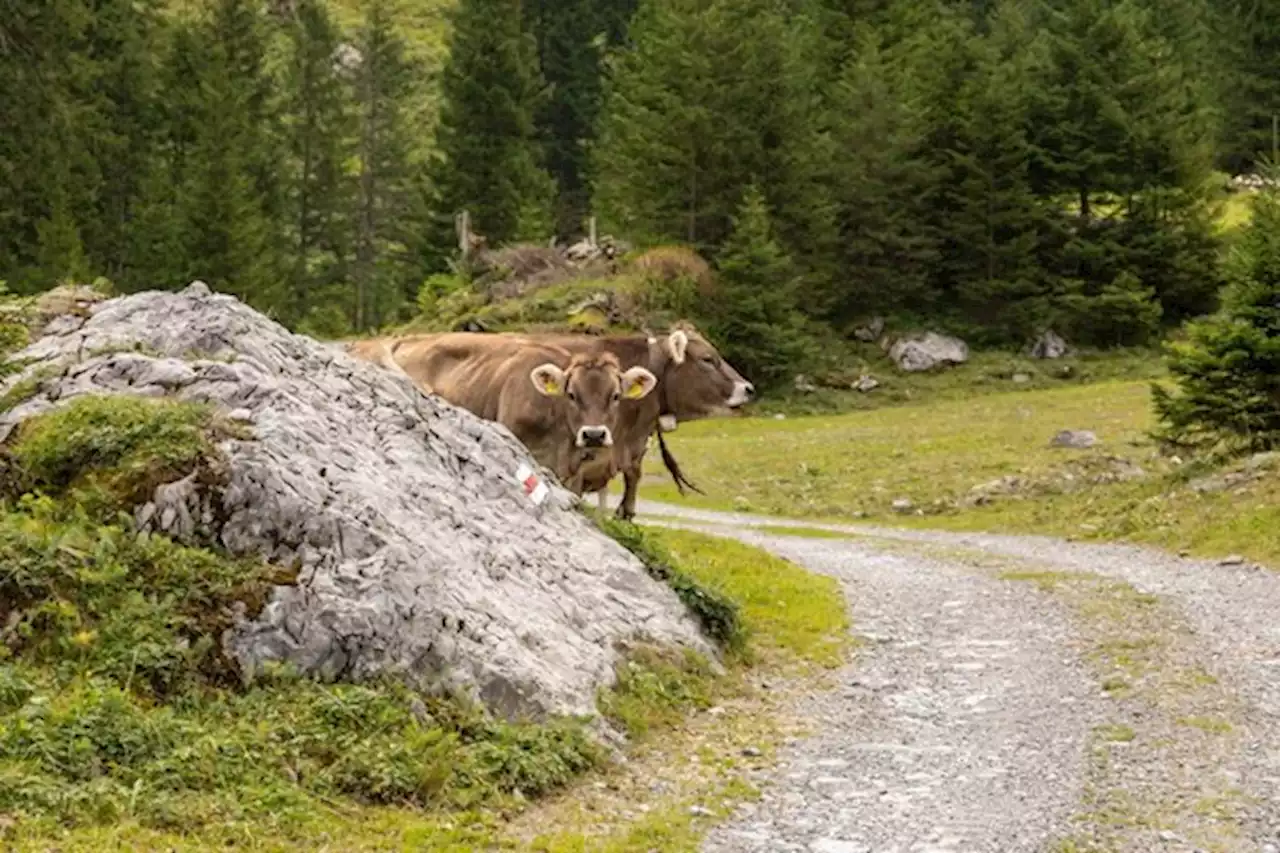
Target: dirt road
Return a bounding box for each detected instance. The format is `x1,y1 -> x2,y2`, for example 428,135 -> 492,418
626,499 -> 1280,853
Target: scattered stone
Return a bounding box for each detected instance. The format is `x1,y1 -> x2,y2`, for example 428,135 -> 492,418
773,413 -> 787,421
689,805 -> 713,817
708,706 -> 727,716
794,374 -> 818,393
852,316 -> 885,342
888,332 -> 969,372
1219,555 -> 1247,567
853,375 -> 879,393
963,476 -> 1024,507
0,284 -> 714,721
1029,330 -> 1069,359
742,746 -> 762,757
1192,451 -> 1280,494
1051,429 -> 1098,449
1012,372 -> 1031,384
891,498 -> 915,513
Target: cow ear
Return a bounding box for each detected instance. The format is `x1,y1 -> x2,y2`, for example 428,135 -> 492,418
621,366 -> 657,400
665,330 -> 689,364
530,363 -> 566,396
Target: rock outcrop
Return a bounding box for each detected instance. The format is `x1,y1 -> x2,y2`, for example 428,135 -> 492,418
888,332 -> 970,372
0,283 -> 713,720
1029,330 -> 1069,359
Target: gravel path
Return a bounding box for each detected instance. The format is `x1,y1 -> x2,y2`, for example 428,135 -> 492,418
619,498 -> 1280,852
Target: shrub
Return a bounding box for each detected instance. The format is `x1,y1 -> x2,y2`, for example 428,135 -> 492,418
415,272 -> 470,317
627,245 -> 714,295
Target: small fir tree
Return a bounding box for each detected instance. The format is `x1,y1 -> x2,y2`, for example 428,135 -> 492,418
707,186 -> 811,389
1153,165 -> 1280,452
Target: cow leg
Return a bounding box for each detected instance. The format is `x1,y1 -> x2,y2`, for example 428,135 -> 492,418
597,489 -> 608,513
616,465 -> 640,520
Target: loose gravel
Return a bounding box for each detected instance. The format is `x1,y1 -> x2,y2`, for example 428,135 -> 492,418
623,499 -> 1280,852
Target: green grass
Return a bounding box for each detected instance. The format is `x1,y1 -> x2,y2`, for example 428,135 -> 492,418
753,347 -> 1167,417
643,379 -> 1158,518
654,527 -> 850,669
641,373 -> 1280,568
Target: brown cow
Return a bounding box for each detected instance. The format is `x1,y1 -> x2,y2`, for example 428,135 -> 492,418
355,324 -> 753,518
350,334 -> 657,495
529,325 -> 753,517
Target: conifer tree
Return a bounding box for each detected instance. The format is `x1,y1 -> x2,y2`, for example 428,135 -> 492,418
1153,164 -> 1280,451
353,0 -> 421,327
594,0 -> 831,261
937,4 -> 1050,340
174,0 -> 285,309
0,0 -> 103,290
427,0 -> 553,266
81,0 -> 164,282
1217,0 -> 1280,172
282,0 -> 355,326
820,24 -> 940,324
707,186 -> 811,388
524,0 -> 639,238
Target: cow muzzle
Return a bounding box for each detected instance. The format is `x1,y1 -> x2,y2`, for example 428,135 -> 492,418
577,425 -> 613,448
727,381 -> 755,408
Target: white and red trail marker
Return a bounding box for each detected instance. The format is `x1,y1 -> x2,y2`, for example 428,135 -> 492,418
515,462 -> 550,506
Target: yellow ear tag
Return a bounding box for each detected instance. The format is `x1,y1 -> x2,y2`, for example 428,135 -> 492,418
624,381 -> 648,399
543,379 -> 561,395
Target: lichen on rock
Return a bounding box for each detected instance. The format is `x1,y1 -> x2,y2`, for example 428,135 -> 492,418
0,282 -> 714,721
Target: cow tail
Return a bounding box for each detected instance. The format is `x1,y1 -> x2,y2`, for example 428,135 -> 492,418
655,427 -> 704,496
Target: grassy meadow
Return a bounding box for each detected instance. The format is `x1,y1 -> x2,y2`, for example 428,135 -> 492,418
638,359 -> 1280,568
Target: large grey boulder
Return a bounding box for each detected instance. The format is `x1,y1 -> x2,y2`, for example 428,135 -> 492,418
0,283 -> 713,721
888,332 -> 969,372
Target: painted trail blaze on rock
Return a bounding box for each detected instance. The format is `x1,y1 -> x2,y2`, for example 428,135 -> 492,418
515,462 -> 550,505
0,283 -> 713,720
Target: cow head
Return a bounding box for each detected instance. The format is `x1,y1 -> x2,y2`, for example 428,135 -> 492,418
651,323 -> 754,420
530,352 -> 657,449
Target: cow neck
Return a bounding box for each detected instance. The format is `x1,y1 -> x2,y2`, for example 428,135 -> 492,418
645,337 -> 678,417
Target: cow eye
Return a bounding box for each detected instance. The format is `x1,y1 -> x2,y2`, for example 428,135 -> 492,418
611,391 -> 620,403
567,390 -> 578,403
